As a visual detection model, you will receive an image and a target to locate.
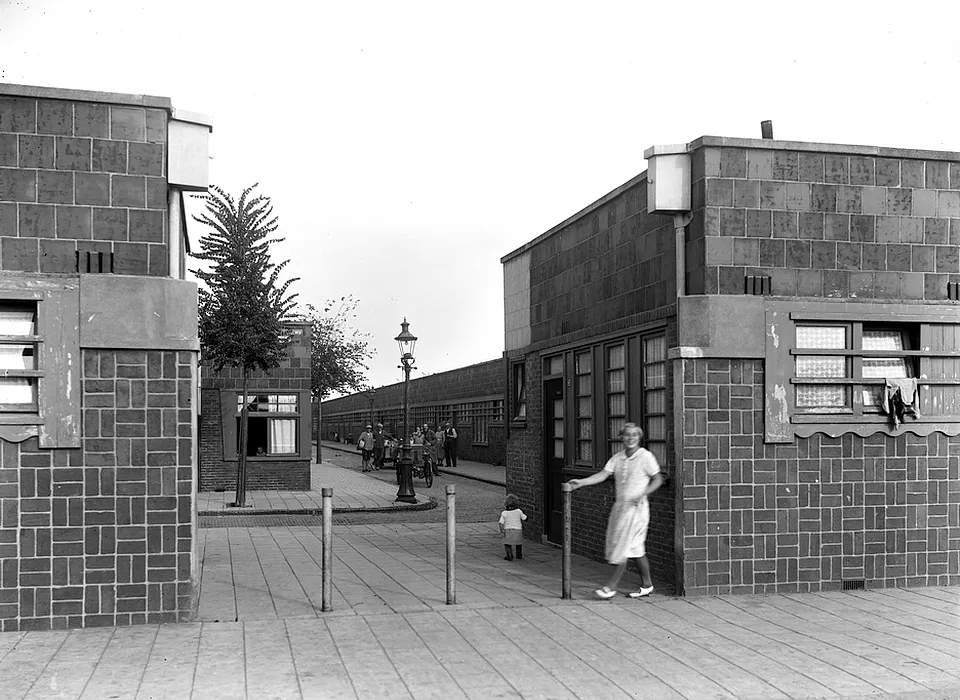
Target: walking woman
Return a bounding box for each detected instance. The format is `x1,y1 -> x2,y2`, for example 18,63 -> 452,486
567,422 -> 663,599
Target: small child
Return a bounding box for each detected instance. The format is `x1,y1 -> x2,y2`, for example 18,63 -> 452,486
499,494 -> 527,561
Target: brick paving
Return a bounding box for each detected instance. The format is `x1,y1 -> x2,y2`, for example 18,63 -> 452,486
0,457 -> 957,698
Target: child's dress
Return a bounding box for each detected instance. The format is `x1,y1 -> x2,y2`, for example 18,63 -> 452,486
499,508 -> 527,545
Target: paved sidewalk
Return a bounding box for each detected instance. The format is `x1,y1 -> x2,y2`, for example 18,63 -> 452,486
2,513 -> 958,699
198,461 -> 435,515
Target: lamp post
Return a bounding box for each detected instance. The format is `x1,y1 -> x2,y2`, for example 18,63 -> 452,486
364,389 -> 376,427
394,318 -> 417,503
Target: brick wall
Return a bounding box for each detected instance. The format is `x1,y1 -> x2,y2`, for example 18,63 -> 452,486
0,349 -> 194,631
690,143 -> 960,299
0,94 -> 169,275
678,357 -> 960,595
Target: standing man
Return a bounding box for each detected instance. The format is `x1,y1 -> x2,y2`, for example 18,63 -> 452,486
357,424 -> 375,472
444,421 -> 459,468
373,423 -> 387,471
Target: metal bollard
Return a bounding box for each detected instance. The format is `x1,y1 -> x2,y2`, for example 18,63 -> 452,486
321,487 -> 333,612
446,484 -> 456,604
562,482 -> 572,599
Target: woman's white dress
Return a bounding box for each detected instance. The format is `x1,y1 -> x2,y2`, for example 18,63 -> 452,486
603,447 -> 661,564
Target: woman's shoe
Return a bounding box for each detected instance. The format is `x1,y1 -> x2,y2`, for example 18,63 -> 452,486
594,586 -> 617,600
628,586 -> 654,598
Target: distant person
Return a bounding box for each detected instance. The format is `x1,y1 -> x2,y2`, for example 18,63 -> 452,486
332,431 -> 339,443
499,493 -> 527,561
373,423 -> 388,471
357,425 -> 375,472
422,423 -> 439,475
568,422 -> 662,599
443,422 -> 458,468
434,424 -> 446,471
346,432 -> 353,447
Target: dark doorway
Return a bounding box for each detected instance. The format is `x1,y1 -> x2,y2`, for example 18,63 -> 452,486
544,378 -> 565,544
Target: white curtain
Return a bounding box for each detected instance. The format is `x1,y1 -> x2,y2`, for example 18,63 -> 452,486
0,309 -> 35,404
269,419 -> 297,454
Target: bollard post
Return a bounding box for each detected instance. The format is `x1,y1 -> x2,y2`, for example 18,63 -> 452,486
562,482 -> 572,599
446,484 -> 456,604
321,487 -> 333,612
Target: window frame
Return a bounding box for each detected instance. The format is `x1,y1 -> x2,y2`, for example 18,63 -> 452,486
791,321 -> 918,419
0,300 -> 42,415
222,389 -> 310,461
511,361 -> 527,424
574,349 -> 593,466
604,342 -> 627,460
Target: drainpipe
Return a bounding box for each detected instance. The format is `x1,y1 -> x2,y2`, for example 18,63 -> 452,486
673,211 -> 694,298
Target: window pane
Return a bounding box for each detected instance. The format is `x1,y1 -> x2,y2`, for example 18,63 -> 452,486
577,396 -> 591,417
608,393 -> 626,415
575,351 -> 590,374
645,388 -> 665,414
608,417 -> 625,440
577,375 -> 591,395
607,368 -> 625,393
274,394 -> 298,412
578,419 -> 592,439
796,356 -> 845,378
546,356 -> 563,375
269,418 -> 297,454
577,441 -> 593,461
0,307 -> 35,336
797,385 -> 847,407
797,326 -> 845,348
607,345 -> 625,369
646,415 -> 666,441
0,345 -> 35,370
553,438 -> 564,459
862,330 -> 904,351
0,378 -> 35,404
553,419 -> 564,439
644,335 -> 665,362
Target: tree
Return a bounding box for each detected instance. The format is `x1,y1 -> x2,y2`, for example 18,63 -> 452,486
191,183 -> 298,507
304,296 -> 375,400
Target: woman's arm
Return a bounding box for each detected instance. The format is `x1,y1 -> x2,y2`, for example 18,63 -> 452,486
645,472 -> 663,498
568,469 -> 610,490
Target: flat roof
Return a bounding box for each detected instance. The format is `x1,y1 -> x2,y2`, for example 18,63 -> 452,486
501,135 -> 960,264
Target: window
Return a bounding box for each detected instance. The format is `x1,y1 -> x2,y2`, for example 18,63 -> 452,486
643,335 -> 667,467
793,322 -> 916,416
0,302 -> 40,412
237,393 -> 300,455
606,344 -> 626,457
512,362 -> 526,421
575,350 -> 592,463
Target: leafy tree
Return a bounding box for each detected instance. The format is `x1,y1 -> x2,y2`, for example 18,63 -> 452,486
191,183 -> 298,507
304,296 -> 375,400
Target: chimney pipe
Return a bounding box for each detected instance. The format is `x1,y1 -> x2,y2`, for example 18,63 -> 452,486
760,120 -> 774,139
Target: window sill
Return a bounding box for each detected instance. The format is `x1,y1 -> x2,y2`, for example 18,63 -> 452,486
510,419 -> 527,429
226,455 -> 309,462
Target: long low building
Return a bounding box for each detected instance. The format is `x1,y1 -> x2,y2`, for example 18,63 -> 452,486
319,358 -> 506,466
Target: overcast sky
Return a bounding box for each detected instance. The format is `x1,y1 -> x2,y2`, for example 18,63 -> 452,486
2,1 -> 959,395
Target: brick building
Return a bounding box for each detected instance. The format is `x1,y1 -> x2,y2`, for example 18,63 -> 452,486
502,134 -> 960,596
321,358 -> 506,466
199,321 -> 313,491
0,83 -> 210,629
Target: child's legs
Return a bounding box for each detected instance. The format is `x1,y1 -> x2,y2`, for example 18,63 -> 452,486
503,545 -> 513,560
516,545 -> 522,559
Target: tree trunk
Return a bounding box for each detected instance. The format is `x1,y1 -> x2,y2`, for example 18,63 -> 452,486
236,370 -> 250,507
316,396 -> 322,463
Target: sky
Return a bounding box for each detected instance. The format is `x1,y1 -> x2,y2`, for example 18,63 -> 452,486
1,1 -> 959,396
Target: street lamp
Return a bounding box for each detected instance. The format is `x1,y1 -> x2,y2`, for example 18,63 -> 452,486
363,388 -> 376,427
394,318 -> 418,503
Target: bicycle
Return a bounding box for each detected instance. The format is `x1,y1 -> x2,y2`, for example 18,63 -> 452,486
394,445 -> 434,488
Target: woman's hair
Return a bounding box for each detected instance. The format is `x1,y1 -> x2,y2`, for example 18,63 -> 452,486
620,422 -> 644,439
504,493 -> 518,510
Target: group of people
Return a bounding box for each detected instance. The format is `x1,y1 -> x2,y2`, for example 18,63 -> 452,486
356,421 -> 460,473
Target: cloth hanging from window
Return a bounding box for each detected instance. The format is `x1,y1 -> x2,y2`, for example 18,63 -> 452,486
881,378 -> 920,428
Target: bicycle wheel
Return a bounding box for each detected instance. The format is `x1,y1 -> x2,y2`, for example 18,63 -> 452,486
425,469 -> 433,488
